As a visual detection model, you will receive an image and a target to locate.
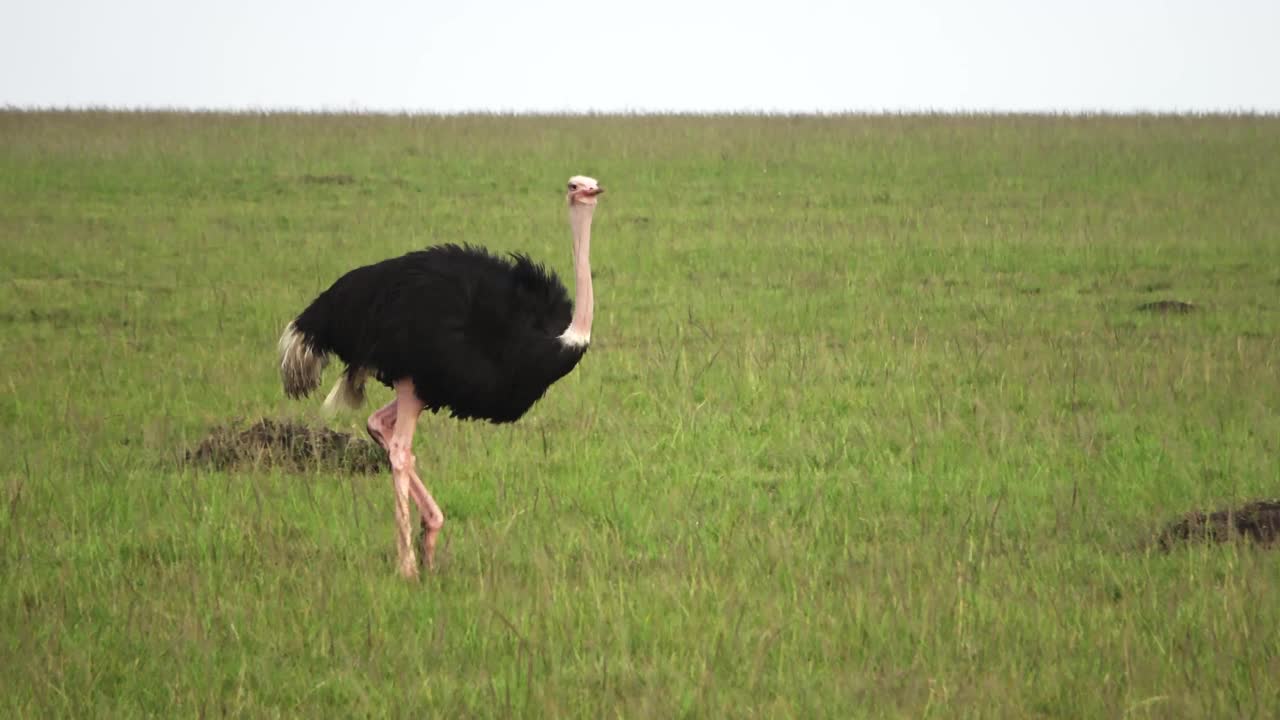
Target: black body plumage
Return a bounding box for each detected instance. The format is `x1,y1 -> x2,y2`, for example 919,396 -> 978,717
290,244 -> 588,423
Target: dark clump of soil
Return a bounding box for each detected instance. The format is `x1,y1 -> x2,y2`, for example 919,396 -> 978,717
300,173 -> 357,185
186,418 -> 387,474
1157,500 -> 1280,551
1137,299 -> 1197,314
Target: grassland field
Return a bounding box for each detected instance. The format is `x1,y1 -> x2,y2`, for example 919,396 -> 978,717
1,111 -> 1279,717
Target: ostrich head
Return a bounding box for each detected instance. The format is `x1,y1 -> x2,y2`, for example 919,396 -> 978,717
567,176 -> 604,206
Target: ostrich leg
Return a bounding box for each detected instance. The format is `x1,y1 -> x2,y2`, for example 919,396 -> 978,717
384,380 -> 445,576
365,398 -> 397,448
368,396 -> 443,569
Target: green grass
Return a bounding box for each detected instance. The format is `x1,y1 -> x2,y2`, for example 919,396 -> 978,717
2,110 -> 1279,718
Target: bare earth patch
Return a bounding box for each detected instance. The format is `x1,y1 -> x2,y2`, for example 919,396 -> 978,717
1157,499 -> 1280,551
299,173 -> 356,185
185,418 -> 387,474
1136,299 -> 1197,314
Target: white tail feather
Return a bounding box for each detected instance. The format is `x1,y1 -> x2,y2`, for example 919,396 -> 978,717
322,368 -> 367,414
279,321 -> 327,398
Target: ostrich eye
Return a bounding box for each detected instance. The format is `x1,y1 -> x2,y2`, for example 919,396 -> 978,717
568,183 -> 577,190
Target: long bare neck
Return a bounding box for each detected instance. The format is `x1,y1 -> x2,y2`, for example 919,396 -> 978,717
559,203 -> 594,347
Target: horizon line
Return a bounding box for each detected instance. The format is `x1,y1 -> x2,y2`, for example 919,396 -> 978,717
3,104 -> 1279,119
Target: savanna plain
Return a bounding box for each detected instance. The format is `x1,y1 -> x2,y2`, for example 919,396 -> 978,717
1,111 -> 1278,718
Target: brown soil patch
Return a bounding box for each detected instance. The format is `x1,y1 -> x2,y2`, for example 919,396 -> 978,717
186,418 -> 387,474
1137,299 -> 1197,314
1157,499 -> 1280,551
300,173 -> 356,185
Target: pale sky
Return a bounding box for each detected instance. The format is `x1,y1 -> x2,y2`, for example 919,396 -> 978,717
2,0 -> 1277,113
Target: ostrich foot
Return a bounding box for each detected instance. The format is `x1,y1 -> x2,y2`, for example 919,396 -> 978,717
419,512 -> 443,570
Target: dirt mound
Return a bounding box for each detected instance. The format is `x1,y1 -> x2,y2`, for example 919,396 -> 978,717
300,173 -> 356,185
1137,299 -> 1197,314
186,418 -> 387,474
1157,499 -> 1280,551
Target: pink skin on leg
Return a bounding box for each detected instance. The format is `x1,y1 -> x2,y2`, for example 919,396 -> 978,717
383,380 -> 446,576
370,397 -> 417,574
366,398 -> 397,449
368,396 -> 442,567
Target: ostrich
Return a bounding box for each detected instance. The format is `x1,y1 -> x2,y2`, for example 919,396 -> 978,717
278,176 -> 603,578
